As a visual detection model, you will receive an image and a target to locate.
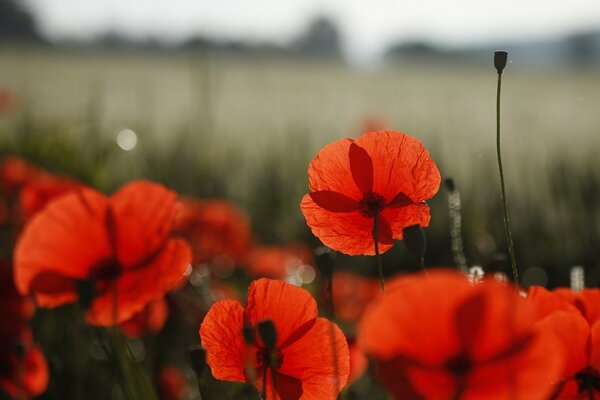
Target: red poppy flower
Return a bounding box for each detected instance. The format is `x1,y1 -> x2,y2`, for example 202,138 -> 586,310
0,156 -> 81,224
19,173 -> 81,221
156,365 -> 188,400
528,287 -> 600,398
199,278 -> 349,399
0,156 -> 38,194
330,271 -> 379,324
14,180 -> 192,326
174,198 -> 251,266
359,270 -> 565,399
0,260 -> 48,398
300,130 -> 440,255
120,298 -> 169,338
347,337 -> 368,386
244,243 -> 314,280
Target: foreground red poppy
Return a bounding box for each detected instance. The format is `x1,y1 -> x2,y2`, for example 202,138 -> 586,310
14,180 -> 192,326
300,131 -> 440,255
0,260 -> 48,398
528,287 -> 600,399
359,270 -> 565,399
199,278 -> 349,399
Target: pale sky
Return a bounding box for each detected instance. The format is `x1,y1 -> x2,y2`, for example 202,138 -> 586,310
26,0 -> 600,61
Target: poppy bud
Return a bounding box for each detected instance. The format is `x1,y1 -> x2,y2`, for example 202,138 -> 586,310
188,345 -> 206,377
314,246 -> 334,278
444,178 -> 456,192
494,51 -> 508,74
257,320 -> 277,349
242,324 -> 255,345
403,225 -> 426,262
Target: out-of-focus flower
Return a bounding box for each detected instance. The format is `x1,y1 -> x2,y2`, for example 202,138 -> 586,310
347,337 -> 368,386
14,180 -> 192,326
360,114 -> 389,133
0,88 -> 17,116
120,298 -> 169,338
359,269 -> 565,399
174,198 -> 251,267
528,287 -> 600,398
301,131 -> 440,256
244,242 -> 314,280
330,271 -> 379,324
0,156 -> 81,224
200,278 -> 349,399
156,365 -> 188,400
0,259 -> 48,398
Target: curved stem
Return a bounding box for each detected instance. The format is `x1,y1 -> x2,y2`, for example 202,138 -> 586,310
373,213 -> 384,292
496,71 -> 518,287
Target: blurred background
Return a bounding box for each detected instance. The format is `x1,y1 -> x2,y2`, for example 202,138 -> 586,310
2,0 -> 600,287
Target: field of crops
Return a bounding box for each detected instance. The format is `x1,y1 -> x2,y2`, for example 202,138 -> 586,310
2,46 -> 600,400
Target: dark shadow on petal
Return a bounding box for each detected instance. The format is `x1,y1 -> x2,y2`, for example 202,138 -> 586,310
309,191 -> 360,213
275,372 -> 303,400
455,292 -> 486,352
387,192 -> 414,208
349,143 -> 373,195
279,318 -> 317,349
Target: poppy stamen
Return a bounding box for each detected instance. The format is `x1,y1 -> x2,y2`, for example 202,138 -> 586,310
358,192 -> 386,218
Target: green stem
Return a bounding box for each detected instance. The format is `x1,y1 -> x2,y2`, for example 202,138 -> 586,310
373,212 -> 384,292
262,363 -> 268,400
496,71 -> 518,286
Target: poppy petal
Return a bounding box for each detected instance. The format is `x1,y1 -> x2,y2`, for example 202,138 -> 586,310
200,300 -> 247,382
355,131 -> 441,203
301,194 -> 393,255
381,202 -> 432,240
86,238 -> 191,325
277,317 -> 349,398
307,138 -> 364,200
308,191 -> 360,213
463,329 -> 564,400
244,279 -> 318,348
589,321 -> 600,372
348,143 -> 373,195
14,188 -> 111,299
109,180 -> 178,268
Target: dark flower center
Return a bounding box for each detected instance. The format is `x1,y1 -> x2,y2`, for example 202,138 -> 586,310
256,347 -> 283,370
576,367 -> 600,393
445,354 -> 472,377
358,192 -> 386,217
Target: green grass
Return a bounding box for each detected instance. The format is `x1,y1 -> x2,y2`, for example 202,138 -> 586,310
2,46 -> 600,286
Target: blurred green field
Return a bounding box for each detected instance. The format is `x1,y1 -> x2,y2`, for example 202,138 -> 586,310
2,46 -> 600,287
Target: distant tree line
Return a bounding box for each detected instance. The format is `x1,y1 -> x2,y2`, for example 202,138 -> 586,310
2,1 -> 600,66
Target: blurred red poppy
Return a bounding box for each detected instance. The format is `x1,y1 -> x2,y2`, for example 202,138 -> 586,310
14,180 -> 192,326
330,271 -> 379,324
347,337 -> 368,386
0,260 -> 48,398
528,287 -> 600,398
156,365 -> 188,400
244,243 -> 314,280
120,298 -> 169,338
200,278 -> 349,399
174,198 -> 251,266
0,157 -> 81,226
359,270 -> 565,399
300,131 -> 440,255
0,88 -> 16,115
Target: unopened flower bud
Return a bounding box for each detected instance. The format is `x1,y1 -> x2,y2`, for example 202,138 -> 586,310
403,225 -> 426,262
494,51 -> 508,74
